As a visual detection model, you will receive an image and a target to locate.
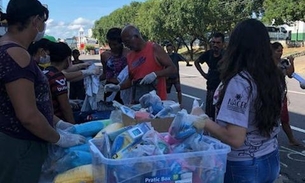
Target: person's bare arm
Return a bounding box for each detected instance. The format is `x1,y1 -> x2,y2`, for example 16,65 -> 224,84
65,62 -> 89,72
53,115 -> 61,126
204,119 -> 247,148
6,79 -> 60,143
62,70 -> 84,82
119,77 -> 132,90
57,93 -> 75,124
153,44 -> 177,77
178,53 -> 189,63
100,52 -> 110,81
5,47 -> 59,143
6,48 -> 59,143
194,58 -> 208,79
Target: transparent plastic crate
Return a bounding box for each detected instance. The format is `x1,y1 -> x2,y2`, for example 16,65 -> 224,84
89,134 -> 230,183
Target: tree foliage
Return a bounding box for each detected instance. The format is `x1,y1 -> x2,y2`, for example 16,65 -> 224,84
92,0 -> 304,58
92,2 -> 142,45
263,0 -> 305,25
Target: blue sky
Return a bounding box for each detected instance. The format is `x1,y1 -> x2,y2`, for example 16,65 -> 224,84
2,0 -> 146,39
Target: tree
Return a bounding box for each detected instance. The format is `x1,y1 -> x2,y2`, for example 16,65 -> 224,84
263,0 -> 305,24
135,0 -> 163,42
92,1 -> 143,45
92,0 -> 263,59
152,0 -> 210,60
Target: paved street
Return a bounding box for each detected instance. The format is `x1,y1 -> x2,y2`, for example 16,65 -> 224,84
80,53 -> 305,183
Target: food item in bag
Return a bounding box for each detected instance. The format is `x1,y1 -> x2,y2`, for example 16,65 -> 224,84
54,164 -> 94,183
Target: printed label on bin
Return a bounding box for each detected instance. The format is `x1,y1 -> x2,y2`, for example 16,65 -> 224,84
143,172 -> 192,183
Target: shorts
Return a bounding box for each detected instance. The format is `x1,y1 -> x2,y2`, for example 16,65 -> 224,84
166,77 -> 181,93
281,97 -> 289,124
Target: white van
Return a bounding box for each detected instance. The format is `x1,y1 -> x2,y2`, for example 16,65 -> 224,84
266,26 -> 289,40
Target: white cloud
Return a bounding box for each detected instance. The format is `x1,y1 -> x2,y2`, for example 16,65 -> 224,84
45,17 -> 94,39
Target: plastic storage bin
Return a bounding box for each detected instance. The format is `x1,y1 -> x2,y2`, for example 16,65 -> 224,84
89,135 -> 230,183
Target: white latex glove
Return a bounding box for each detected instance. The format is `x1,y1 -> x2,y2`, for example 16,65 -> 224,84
104,84 -> 120,93
55,129 -> 86,148
191,106 -> 205,116
190,106 -> 209,130
192,114 -> 210,131
55,120 -> 74,130
140,72 -> 157,85
81,67 -> 101,77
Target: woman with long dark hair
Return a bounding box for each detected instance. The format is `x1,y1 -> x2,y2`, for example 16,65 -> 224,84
193,19 -> 286,182
271,42 -> 301,146
0,1 -> 85,182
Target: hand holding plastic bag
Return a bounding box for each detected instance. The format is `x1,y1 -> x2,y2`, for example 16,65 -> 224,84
190,100 -> 209,130
55,129 -> 86,148
168,110 -> 198,141
190,99 -> 205,116
192,114 -> 209,131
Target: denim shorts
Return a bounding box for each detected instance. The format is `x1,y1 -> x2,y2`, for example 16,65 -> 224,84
224,149 -> 280,183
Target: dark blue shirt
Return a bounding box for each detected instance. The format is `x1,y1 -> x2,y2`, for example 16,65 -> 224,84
0,43 -> 53,141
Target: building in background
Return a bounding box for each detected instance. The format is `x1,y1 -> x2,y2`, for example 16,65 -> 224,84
63,27 -> 99,54
88,29 -> 93,38
65,37 -> 78,49
290,21 -> 305,41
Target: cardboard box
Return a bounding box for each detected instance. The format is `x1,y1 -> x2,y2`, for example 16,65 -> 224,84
122,113 -> 174,132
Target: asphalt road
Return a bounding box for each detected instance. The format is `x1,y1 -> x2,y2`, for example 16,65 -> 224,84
81,54 -> 305,183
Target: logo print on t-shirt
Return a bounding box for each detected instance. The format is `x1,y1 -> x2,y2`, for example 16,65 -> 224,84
227,93 -> 247,114
55,78 -> 66,86
131,56 -> 146,69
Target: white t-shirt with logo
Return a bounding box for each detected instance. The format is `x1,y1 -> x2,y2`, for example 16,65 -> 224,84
214,71 -> 280,161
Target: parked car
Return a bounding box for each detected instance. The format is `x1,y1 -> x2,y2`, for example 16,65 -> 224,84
266,26 -> 290,40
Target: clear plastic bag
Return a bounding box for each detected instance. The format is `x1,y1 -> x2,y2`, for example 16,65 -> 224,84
53,150 -> 92,173
109,108 -> 122,123
168,110 -> 197,142
139,90 -> 163,115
